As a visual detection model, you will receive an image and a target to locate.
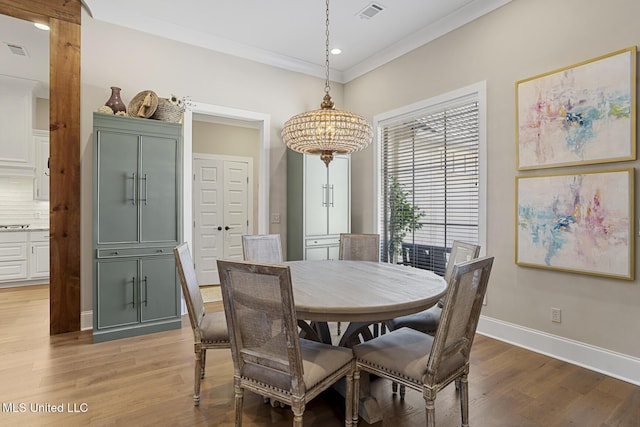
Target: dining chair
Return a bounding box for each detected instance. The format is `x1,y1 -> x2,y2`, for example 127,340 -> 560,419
353,256 -> 494,427
386,241 -> 481,335
242,234 -> 283,263
386,241 -> 480,397
217,259 -> 357,427
339,233 -> 380,262
338,233 -> 380,336
173,243 -> 230,406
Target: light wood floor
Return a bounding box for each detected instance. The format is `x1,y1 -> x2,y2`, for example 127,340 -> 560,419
1,285 -> 638,426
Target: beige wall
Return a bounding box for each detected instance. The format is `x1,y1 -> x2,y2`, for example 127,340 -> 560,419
192,121 -> 260,229
345,0 -> 640,357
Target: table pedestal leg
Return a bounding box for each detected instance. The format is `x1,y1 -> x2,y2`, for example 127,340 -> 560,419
334,321 -> 384,424
357,373 -> 383,424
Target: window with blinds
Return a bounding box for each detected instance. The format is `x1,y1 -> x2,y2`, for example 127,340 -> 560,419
378,96 -> 480,276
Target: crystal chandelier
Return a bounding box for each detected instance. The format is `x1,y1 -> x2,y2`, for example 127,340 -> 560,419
282,0 -> 373,167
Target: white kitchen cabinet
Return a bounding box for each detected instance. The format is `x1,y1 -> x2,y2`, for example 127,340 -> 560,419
287,151 -> 350,260
33,130 -> 50,200
0,232 -> 28,282
29,231 -> 50,278
0,230 -> 50,285
0,76 -> 36,176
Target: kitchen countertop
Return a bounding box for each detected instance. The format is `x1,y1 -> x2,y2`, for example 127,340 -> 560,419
0,227 -> 49,232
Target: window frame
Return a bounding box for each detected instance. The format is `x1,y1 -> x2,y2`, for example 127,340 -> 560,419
373,81 -> 487,259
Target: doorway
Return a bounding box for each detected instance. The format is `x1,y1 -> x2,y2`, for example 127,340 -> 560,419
182,102 -> 271,250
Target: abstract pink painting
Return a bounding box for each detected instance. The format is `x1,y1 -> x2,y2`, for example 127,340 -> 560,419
516,168 -> 634,280
517,47 -> 636,170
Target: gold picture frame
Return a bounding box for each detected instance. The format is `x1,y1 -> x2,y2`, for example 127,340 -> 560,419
516,168 -> 634,280
516,46 -> 636,170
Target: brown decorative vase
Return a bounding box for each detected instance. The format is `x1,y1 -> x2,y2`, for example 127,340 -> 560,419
105,86 -> 127,114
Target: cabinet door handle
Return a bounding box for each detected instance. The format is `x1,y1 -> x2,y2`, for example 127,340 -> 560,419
140,173 -> 148,205
322,184 -> 328,207
217,226 -> 223,231
330,185 -> 335,207
142,276 -> 148,307
225,226 -> 230,231
128,173 -> 137,205
131,276 -> 136,308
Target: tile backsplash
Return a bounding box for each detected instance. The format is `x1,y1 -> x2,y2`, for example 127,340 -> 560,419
0,176 -> 49,228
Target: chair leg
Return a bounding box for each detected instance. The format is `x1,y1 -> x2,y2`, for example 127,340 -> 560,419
193,348 -> 203,406
459,375 -> 469,427
291,402 -> 304,427
337,321 -> 342,335
400,384 -> 406,400
201,348 -> 207,379
392,381 -> 398,394
425,398 -> 436,427
345,365 -> 354,427
234,381 -> 244,427
353,369 -> 360,427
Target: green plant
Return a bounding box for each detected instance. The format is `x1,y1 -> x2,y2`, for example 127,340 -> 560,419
387,176 -> 423,262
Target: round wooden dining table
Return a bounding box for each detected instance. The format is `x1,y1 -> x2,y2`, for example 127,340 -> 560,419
286,259 -> 447,424
287,259 -> 447,323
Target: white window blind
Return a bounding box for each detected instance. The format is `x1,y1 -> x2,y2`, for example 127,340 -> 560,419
379,98 -> 480,276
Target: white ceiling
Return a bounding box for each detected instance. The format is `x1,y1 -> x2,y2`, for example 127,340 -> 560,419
0,14 -> 49,95
1,0 -> 510,89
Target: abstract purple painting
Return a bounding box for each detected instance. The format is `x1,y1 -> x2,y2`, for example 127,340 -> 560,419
516,168 -> 634,280
517,47 -> 636,170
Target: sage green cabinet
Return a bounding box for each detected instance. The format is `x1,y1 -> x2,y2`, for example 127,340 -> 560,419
95,124 -> 178,245
287,151 -> 350,261
95,255 -> 179,330
92,113 -> 182,343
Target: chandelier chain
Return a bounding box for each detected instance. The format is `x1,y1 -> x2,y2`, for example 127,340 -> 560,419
324,0 -> 331,95
281,0 -> 373,167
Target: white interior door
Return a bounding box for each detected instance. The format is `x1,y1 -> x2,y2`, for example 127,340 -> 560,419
222,161 -> 249,260
193,156 -> 250,285
193,158 -> 224,285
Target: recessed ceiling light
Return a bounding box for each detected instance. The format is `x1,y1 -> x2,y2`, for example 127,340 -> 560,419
34,23 -> 50,31
331,48 -> 342,55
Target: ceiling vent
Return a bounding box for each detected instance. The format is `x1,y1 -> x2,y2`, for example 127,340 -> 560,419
6,43 -> 29,57
358,3 -> 384,19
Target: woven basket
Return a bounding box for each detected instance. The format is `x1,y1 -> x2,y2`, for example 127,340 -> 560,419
127,90 -> 158,119
151,98 -> 184,123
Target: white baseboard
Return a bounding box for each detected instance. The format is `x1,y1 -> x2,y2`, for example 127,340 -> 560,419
81,311 -> 93,331
477,315 -> 640,386
0,280 -> 48,289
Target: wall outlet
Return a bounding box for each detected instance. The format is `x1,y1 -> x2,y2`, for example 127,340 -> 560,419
551,307 -> 562,323
271,213 -> 281,224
